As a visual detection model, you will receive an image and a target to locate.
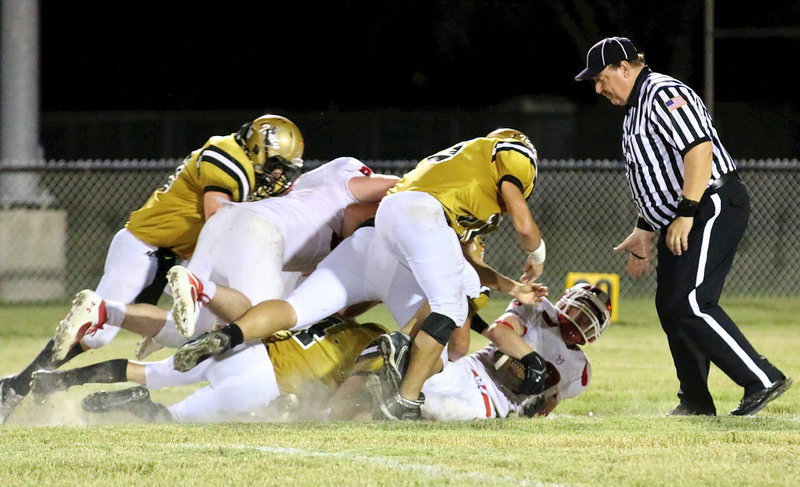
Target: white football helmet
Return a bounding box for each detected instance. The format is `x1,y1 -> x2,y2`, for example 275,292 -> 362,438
554,283 -> 611,345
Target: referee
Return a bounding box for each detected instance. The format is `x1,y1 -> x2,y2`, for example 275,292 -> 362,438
575,37 -> 790,416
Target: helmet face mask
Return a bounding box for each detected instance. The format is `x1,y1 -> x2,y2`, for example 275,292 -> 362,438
554,284 -> 612,345
250,156 -> 304,200
236,114 -> 305,198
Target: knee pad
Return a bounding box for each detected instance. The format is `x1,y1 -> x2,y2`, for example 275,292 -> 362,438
420,312 -> 457,346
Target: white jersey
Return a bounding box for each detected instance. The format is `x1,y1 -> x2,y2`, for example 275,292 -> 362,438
423,299 -> 591,420
467,299 -> 591,417
234,157 -> 372,273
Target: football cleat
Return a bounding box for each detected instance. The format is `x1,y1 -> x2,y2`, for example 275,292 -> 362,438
30,370 -> 70,403
375,391 -> 424,421
167,265 -> 209,338
666,403 -> 716,416
377,331 -> 411,394
82,386 -> 172,422
53,290 -> 107,360
730,376 -> 793,416
134,336 -> 163,360
0,377 -> 24,424
172,331 -> 232,372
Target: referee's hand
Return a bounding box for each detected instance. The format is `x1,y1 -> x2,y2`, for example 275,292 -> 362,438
665,217 -> 693,256
613,228 -> 653,278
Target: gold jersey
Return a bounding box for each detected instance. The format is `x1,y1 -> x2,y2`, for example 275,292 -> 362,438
388,136 -> 538,242
265,316 -> 387,395
126,134 -> 257,258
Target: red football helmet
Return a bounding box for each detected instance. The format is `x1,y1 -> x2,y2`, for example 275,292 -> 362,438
554,283 -> 612,345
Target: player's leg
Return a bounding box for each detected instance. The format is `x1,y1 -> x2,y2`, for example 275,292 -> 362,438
167,343 -> 279,422
169,208 -> 285,337
373,192 -> 468,418
79,229 -> 161,349
173,229 -> 376,372
420,361 -> 495,420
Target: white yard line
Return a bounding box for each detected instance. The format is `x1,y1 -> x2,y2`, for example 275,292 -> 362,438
179,443 -> 567,487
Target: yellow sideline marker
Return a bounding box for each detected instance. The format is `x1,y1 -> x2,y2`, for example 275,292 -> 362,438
565,272 -> 619,323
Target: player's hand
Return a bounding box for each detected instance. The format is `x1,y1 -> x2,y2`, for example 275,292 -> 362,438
613,227 -> 654,278
520,260 -> 544,283
665,217 -> 693,256
518,351 -> 548,395
509,281 -> 548,306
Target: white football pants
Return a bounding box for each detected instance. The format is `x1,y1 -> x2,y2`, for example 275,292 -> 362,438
374,191 -> 468,327
83,229 -> 161,349
154,206 -> 285,347
144,340 -> 278,423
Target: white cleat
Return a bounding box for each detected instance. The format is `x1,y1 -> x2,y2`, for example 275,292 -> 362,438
167,265 -> 208,338
53,290 -> 107,360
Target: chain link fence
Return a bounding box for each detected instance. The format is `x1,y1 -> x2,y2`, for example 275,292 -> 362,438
1,159 -> 798,303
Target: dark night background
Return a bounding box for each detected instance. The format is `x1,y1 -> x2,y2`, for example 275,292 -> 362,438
34,1 -> 800,160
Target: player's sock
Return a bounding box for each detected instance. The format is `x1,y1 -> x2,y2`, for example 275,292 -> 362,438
103,300 -> 127,327
7,338 -> 84,396
66,359 -> 129,387
220,323 -> 244,348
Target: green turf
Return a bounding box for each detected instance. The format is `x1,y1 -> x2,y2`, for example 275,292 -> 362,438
1,297 -> 798,486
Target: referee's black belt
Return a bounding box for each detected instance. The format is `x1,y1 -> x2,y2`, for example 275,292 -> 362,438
709,171 -> 740,191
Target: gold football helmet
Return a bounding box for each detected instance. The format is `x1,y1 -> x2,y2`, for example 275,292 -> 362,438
236,114 -> 305,198
486,128 -> 538,161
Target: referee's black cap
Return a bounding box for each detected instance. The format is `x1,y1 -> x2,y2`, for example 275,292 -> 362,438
575,37 -> 639,81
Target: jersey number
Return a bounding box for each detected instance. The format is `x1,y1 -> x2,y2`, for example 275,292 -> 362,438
160,160 -> 187,193
425,142 -> 465,164
458,213 -> 500,241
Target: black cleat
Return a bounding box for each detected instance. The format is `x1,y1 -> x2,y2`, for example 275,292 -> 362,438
0,377 -> 24,424
82,386 -> 172,422
666,403 -> 716,416
31,370 -> 70,403
173,331 -> 232,372
377,331 -> 411,393
375,391 -> 424,421
730,377 -> 793,416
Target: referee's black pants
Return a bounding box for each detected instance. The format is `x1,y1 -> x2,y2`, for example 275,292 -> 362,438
655,177 -> 783,412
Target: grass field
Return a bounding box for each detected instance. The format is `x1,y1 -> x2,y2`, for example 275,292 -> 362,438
1,297 -> 799,486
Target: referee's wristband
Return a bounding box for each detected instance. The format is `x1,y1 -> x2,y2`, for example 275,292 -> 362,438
675,197 -> 700,217
636,217 -> 655,232
527,240 -> 546,264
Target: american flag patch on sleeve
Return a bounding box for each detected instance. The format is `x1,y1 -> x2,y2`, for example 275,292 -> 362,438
665,95 -> 688,111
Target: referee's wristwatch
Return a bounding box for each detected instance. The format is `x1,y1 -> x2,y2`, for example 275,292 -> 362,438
675,196 -> 700,217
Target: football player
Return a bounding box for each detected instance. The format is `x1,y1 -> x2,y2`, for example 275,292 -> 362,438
45,156 -> 399,376
168,221 -> 546,377
417,283 -> 612,420
369,128 -> 547,419
30,315 -> 388,423
1,115 -> 304,424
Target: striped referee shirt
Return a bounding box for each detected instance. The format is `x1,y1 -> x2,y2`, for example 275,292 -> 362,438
622,67 -> 737,229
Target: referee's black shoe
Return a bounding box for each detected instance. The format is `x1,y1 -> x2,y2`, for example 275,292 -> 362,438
730,376 -> 793,416
666,403 -> 716,416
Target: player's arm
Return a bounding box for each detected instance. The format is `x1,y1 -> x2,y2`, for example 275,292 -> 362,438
462,244 -> 548,306
348,174 -> 400,203
484,313 -> 531,359
499,181 -> 545,282
203,191 -> 232,221
486,312 -> 548,396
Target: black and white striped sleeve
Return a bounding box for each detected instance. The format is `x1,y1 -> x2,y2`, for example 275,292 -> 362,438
198,146 -> 251,201
651,86 -> 712,156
